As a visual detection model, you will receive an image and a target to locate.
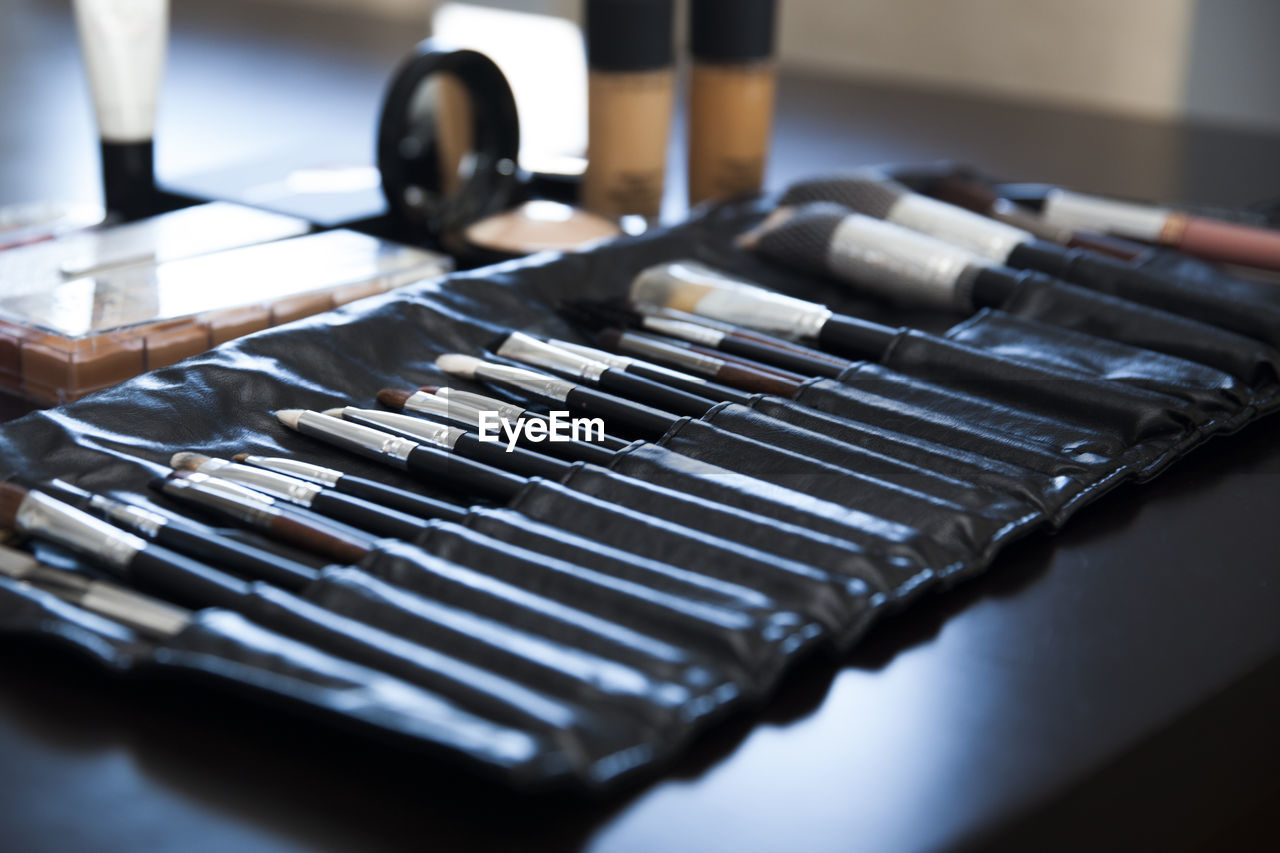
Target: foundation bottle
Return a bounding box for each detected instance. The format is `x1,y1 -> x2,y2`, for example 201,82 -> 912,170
687,0 -> 777,206
583,0 -> 675,219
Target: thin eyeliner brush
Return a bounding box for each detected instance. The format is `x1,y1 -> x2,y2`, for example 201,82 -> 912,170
169,453 -> 447,541
332,407 -> 576,481
629,260 -> 899,359
495,332 -> 716,417
232,453 -> 471,522
625,311 -> 846,379
376,388 -> 619,465
598,328 -> 807,396
435,355 -> 678,439
36,478 -> 317,591
274,409 -> 527,502
156,471 -> 373,566
542,338 -> 757,405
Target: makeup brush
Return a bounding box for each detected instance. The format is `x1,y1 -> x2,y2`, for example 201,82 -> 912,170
232,454 -> 470,523
275,409 -> 526,502
597,328 -> 807,396
0,481 -> 254,611
628,260 -> 898,358
0,542 -> 191,639
331,407 -> 575,481
419,386 -> 631,452
495,332 -> 716,417
170,453 -> 438,541
376,388 -> 619,465
544,338 -> 757,405
37,478 -> 316,591
435,355 -> 679,438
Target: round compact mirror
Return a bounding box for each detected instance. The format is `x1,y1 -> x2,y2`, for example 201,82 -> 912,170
377,41 -> 522,251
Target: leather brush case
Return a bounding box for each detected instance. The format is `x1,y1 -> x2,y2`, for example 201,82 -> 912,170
1,196 -> 1276,792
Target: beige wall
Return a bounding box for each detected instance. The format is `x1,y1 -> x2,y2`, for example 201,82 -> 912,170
776,0 -> 1197,120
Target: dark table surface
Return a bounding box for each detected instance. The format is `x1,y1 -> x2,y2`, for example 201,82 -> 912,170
2,1 -> 1279,851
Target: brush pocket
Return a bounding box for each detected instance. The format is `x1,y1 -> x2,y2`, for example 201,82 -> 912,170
649,412 -> 1041,583
999,275 -> 1280,398
507,477 -> 886,642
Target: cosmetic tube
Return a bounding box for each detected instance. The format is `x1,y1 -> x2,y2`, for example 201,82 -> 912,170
582,0 -> 675,219
687,0 -> 776,205
73,0 -> 168,220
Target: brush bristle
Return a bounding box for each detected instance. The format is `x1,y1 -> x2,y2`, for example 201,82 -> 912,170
377,388 -> 414,409
321,408 -> 346,418
232,453 -> 251,462
594,328 -> 623,351
274,409 -> 304,430
418,385 -> 440,394
750,203 -> 850,277
436,353 -> 484,378
779,172 -> 906,219
0,481 -> 30,529
737,206 -> 797,250
170,452 -> 210,471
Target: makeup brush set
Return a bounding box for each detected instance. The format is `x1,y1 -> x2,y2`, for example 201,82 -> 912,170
0,166 -> 1277,791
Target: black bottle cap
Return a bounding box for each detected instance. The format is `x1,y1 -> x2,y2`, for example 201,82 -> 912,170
585,0 -> 675,72
690,0 -> 776,63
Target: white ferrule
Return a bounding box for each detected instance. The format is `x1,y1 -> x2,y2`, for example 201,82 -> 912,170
1041,189 -> 1171,241
826,215 -> 977,311
73,0 -> 169,142
887,193 -> 1031,263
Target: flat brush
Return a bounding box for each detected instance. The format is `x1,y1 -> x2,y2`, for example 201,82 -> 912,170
435,355 -> 678,439
156,471 -> 372,566
232,454 -> 470,523
0,541 -> 191,639
38,478 -> 316,591
170,453 -> 446,541
0,481 -> 255,611
495,332 -> 715,417
274,409 -> 526,502
597,328 -> 807,396
628,259 -> 898,359
376,388 -> 619,465
331,407 -> 574,481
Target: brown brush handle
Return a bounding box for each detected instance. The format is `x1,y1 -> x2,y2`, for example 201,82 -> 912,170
1066,229 -> 1148,262
1171,214 -> 1280,272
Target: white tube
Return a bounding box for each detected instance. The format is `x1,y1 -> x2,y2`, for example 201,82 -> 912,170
73,0 -> 169,142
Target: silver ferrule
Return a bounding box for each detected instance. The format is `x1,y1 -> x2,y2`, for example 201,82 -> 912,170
89,494 -> 168,537
404,392 -> 489,427
67,583 -> 192,639
496,333 -> 609,382
617,331 -> 725,377
556,337 -> 705,384
296,410 -> 419,465
342,407 -> 463,449
548,339 -> 634,371
472,361 -> 576,402
0,544 -> 44,583
16,491 -> 145,570
193,458 -> 323,507
435,388 -> 528,421
639,315 -> 726,347
237,455 -> 344,488
161,475 -> 282,526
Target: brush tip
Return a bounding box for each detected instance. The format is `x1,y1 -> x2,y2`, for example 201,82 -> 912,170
274,409 -> 304,430
737,206 -> 797,249
595,327 -> 623,350
231,452 -> 251,463
436,353 -> 484,378
418,385 -> 440,394
377,388 -> 414,409
321,408 -> 346,419
169,451 -> 211,471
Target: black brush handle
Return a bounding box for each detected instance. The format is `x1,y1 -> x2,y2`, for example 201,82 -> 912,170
454,432 -> 575,480
127,544 -> 251,610
405,445 -> 527,502
152,518 -> 315,592
564,386 -> 678,438
333,474 -> 469,525
817,315 -> 899,360
625,363 -> 754,406
596,368 -> 716,416
310,490 -> 431,541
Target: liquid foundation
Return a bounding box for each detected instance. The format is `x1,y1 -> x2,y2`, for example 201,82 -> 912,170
583,0 -> 675,220
687,0 -> 777,206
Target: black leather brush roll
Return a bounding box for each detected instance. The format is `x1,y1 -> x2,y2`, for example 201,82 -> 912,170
1,195 -> 1276,792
